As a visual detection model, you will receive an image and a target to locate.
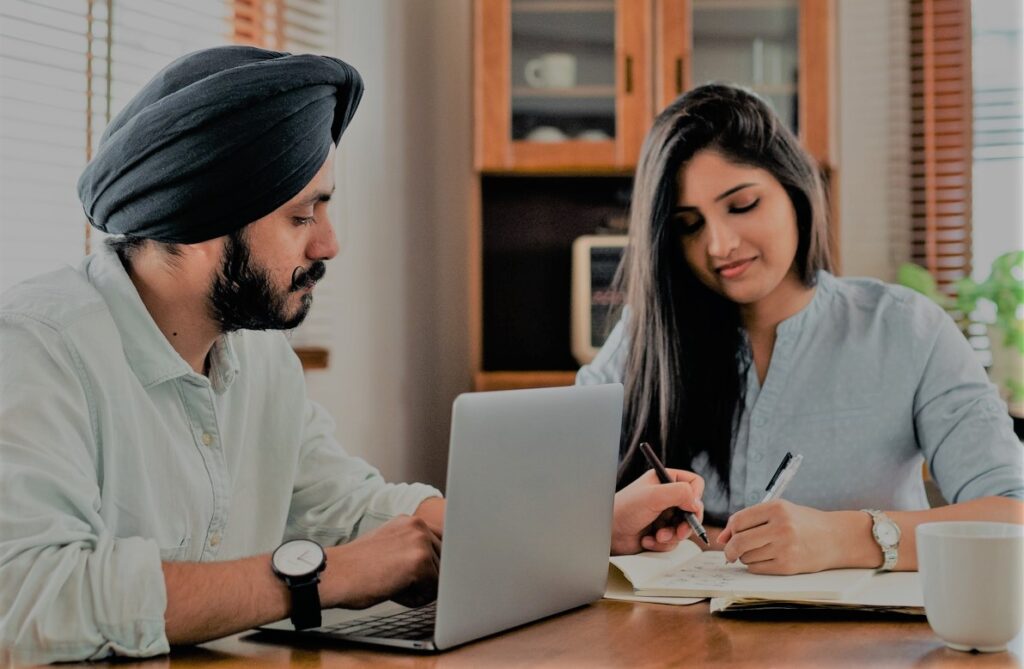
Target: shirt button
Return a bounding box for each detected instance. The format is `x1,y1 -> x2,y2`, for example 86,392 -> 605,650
750,450 -> 763,463
748,492 -> 761,505
209,533 -> 221,547
201,432 -> 214,446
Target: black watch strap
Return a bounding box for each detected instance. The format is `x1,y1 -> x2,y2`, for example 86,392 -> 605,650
288,576 -> 322,630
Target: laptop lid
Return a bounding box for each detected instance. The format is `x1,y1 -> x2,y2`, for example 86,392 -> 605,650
432,383 -> 622,649
257,383 -> 623,651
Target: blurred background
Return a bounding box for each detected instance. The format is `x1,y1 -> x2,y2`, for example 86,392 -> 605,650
1,0 -> 1020,489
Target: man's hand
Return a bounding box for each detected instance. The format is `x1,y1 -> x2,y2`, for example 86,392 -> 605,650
718,499 -> 848,575
321,515 -> 441,609
611,468 -> 704,555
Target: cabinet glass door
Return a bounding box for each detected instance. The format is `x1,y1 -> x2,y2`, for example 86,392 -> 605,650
690,0 -> 799,135
510,1 -> 617,144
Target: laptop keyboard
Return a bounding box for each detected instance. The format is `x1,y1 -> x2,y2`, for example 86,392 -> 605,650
319,602 -> 437,640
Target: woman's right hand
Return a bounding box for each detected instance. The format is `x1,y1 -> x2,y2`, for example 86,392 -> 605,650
611,469 -> 705,555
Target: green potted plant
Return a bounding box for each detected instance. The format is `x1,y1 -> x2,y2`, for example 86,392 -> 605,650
899,251 -> 1024,416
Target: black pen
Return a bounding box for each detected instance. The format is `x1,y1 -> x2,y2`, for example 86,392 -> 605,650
638,441 -> 709,545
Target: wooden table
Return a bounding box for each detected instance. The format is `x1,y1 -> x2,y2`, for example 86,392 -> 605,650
93,600 -> 1022,668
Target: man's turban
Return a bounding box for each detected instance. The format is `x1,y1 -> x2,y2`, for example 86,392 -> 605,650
77,46 -> 362,244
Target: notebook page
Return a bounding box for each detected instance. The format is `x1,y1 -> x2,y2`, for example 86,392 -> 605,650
604,564 -> 704,606
632,551 -> 875,600
609,540 -> 703,587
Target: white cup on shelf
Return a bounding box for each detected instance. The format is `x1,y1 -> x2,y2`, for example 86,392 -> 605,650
524,53 -> 577,88
576,129 -> 611,142
916,521 -> 1024,653
525,126 -> 567,142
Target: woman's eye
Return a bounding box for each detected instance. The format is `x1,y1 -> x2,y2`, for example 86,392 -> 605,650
729,198 -> 759,214
674,214 -> 704,235
294,216 -> 315,226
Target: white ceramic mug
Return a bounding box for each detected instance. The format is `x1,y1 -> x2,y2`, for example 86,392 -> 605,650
916,521 -> 1024,652
524,53 -> 576,88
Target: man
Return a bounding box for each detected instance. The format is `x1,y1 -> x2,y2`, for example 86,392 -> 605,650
0,47 -> 703,663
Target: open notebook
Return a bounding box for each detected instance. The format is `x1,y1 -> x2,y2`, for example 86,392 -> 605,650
609,541 -> 923,614
709,570 -> 924,616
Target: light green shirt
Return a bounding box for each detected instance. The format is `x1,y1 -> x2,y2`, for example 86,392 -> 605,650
579,271 -> 1023,522
0,244 -> 441,664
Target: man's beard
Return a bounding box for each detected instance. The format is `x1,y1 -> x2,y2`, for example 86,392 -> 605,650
209,229 -> 326,333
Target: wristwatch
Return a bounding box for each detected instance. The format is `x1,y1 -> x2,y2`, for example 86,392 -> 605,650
861,509 -> 901,571
271,539 -> 327,630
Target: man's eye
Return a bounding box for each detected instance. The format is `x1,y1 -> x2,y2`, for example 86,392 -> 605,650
294,216 -> 315,226
729,198 -> 759,214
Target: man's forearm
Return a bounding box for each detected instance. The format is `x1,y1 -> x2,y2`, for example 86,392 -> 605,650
161,555 -> 290,645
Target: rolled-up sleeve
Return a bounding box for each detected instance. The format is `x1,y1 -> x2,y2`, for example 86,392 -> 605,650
914,311 -> 1024,502
0,317 -> 168,664
285,397 -> 442,546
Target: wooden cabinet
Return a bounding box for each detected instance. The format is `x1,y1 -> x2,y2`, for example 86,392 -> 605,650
472,0 -> 835,391
475,0 -> 652,173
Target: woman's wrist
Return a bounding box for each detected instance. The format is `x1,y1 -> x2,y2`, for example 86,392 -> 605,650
832,510 -> 882,569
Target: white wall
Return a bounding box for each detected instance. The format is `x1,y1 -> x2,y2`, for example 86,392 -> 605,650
836,0 -> 912,280
303,1 -> 474,489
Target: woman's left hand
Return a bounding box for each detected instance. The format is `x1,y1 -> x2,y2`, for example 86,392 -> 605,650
717,500 -> 846,575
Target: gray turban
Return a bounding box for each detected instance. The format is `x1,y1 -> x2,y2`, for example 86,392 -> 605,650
77,46 -> 362,243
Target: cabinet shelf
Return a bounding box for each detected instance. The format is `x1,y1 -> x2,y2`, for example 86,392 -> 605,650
511,1 -> 614,13
512,85 -> 616,98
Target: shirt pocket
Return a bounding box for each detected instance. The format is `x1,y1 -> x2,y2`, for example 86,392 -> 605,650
158,537 -> 191,561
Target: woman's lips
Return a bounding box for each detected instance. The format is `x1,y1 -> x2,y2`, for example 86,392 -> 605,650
716,258 -> 755,279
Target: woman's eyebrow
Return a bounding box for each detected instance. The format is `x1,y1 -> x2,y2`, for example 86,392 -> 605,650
714,183 -> 757,202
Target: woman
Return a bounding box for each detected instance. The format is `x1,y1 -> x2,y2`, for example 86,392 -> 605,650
596,84 -> 1023,572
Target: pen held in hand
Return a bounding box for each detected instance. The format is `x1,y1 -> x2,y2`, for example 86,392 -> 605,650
638,441 -> 710,546
761,452 -> 803,504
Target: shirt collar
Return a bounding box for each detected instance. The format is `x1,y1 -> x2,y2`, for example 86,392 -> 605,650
84,243 -> 240,392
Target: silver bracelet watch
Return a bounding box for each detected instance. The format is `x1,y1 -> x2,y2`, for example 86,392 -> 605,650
862,509 -> 901,571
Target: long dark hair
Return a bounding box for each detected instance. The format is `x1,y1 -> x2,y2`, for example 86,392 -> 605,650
615,84 -> 832,493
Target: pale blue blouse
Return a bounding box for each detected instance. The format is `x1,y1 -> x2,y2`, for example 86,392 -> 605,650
0,244 -> 441,664
578,271 -> 1023,523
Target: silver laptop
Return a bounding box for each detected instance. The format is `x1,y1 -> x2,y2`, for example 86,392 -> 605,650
258,383 -> 623,651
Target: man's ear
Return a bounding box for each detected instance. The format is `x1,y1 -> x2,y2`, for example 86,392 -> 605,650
181,236 -> 228,265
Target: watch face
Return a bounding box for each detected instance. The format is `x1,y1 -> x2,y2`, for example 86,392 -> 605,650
273,539 -> 325,577
875,522 -> 900,547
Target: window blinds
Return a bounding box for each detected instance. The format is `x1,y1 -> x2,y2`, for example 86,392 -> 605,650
909,0 -> 973,290
0,0 -> 232,291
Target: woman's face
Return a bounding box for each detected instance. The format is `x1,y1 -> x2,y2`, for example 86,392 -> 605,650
674,150 -> 801,307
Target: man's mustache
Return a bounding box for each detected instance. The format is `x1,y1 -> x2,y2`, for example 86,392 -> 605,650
290,261 -> 326,291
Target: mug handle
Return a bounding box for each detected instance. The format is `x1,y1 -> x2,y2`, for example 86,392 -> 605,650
524,58 -> 546,87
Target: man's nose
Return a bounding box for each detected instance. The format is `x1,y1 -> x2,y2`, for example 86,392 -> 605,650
310,216 -> 339,261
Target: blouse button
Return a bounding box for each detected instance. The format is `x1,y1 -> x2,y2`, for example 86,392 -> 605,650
201,432 -> 214,446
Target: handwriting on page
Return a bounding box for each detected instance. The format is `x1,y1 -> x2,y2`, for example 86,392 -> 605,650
654,552 -> 750,589
639,550 -> 874,600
